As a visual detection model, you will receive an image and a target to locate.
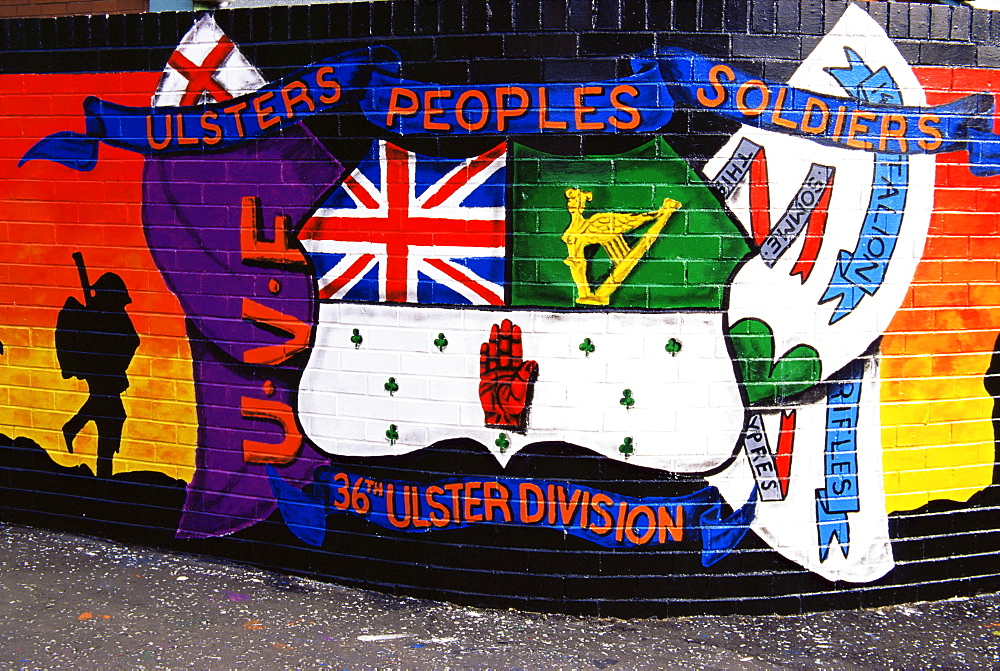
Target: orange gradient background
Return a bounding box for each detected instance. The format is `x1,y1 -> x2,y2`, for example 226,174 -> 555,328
0,72 -> 196,481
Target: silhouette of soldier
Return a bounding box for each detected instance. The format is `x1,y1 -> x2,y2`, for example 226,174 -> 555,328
56,252 -> 139,478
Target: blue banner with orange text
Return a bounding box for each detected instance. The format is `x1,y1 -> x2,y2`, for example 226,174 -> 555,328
268,466 -> 757,568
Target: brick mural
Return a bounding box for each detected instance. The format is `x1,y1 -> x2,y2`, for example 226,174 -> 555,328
4,0 -> 1000,615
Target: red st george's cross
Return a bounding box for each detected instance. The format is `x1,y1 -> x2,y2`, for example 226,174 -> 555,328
167,34 -> 235,105
301,141 -> 507,304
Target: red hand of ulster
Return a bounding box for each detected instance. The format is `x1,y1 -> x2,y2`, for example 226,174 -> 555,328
478,318 -> 539,430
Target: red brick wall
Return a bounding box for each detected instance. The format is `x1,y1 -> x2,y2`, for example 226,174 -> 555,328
0,0 -> 146,19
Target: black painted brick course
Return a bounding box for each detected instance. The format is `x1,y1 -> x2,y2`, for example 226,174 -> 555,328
700,0 -> 723,33
567,0 -> 591,30
921,40 -> 978,67
595,0 -> 621,30
673,0 -> 698,32
469,56 -> 544,83
580,31 -> 654,56
390,1 -> 415,37
436,32 -> 504,59
646,0 -> 672,32
775,0 -> 799,35
889,1 -> 909,39
622,0 -> 646,32
750,0 -> 776,34
800,0 -> 824,36
910,2 -> 931,40
543,0 -> 567,30
514,0 -> 542,31
731,33 -> 800,61
723,0 -> 748,33
929,3 -> 950,41
542,56 -> 619,82
977,44 -> 1000,68
952,6 -> 971,42
971,8 -> 990,44
489,0 -> 515,32
656,31 -> 730,57
437,0 -> 464,33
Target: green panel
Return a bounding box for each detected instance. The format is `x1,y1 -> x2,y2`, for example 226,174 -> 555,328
510,138 -> 751,310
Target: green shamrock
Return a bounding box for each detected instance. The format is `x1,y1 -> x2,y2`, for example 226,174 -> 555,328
619,437 -> 634,459
350,328 -> 363,349
579,338 -> 596,357
495,433 -> 510,454
728,318 -> 822,405
665,338 -> 682,356
620,389 -> 635,410
434,333 -> 448,352
385,424 -> 399,446
384,377 -> 399,396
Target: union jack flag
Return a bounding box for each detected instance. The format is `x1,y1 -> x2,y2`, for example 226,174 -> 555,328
300,141 -> 507,306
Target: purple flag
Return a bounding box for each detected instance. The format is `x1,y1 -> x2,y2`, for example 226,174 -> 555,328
142,124 -> 343,538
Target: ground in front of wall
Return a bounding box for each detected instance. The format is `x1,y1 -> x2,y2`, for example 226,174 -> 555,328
0,524 -> 995,669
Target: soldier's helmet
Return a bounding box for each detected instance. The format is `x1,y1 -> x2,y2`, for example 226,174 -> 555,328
91,273 -> 132,307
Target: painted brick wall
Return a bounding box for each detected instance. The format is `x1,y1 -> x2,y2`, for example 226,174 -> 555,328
3,0 -> 1000,616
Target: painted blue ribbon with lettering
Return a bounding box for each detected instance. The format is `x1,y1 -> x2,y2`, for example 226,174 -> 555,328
23,45 -> 1000,174
815,358 -> 864,562
819,48 -> 909,323
365,54 -> 673,135
19,46 -> 396,172
18,48 -> 673,172
658,47 -> 996,165
268,466 -> 757,568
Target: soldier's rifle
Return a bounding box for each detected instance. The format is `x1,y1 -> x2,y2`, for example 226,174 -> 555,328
71,251 -> 95,306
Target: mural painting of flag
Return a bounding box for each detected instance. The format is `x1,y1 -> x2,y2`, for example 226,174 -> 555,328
300,141 -> 507,306
151,14 -> 266,108
298,137 -> 751,474
511,138 -> 752,311
141,13 -> 340,538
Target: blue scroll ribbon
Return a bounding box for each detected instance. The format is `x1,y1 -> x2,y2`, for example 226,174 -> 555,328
19,47 -> 397,172
19,47 -> 672,171
819,48 -> 909,323
21,45 -> 1000,174
268,465 -> 757,568
363,53 -> 673,135
815,358 -> 864,562
658,47 -> 996,166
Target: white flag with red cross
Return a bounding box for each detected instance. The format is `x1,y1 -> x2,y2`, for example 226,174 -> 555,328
151,14 -> 265,108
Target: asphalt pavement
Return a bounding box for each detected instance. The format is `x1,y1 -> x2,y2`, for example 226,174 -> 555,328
0,523 -> 997,669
